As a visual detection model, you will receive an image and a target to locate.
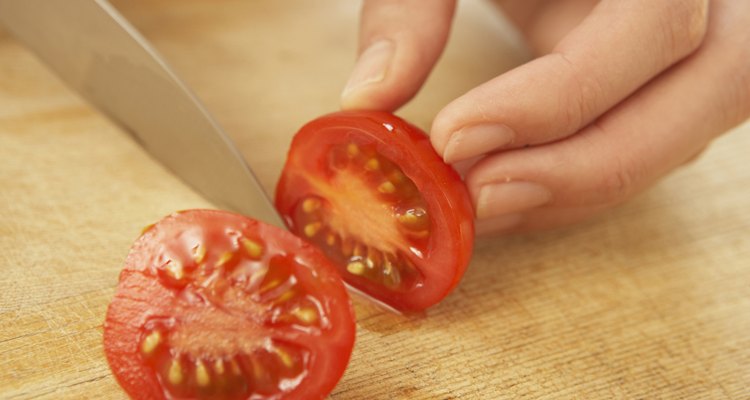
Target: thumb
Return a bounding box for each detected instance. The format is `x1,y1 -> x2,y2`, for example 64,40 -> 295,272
341,0 -> 456,111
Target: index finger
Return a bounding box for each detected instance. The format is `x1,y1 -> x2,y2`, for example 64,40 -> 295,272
340,0 -> 456,111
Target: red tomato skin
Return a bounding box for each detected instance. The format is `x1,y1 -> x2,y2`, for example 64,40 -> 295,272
104,210 -> 356,400
105,271 -> 173,400
275,111 -> 475,311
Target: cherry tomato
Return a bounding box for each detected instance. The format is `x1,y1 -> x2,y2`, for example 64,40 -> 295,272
104,210 -> 355,400
275,111 -> 474,311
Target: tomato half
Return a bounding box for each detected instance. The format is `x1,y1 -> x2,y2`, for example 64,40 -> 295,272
104,210 -> 355,400
275,111 -> 474,311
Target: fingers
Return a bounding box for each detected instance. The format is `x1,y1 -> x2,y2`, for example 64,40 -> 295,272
432,0 -> 710,163
340,0 -> 456,111
467,0 -> 750,235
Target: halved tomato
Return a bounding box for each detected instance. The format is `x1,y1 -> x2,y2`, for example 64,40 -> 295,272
275,111 -> 474,311
104,210 -> 355,400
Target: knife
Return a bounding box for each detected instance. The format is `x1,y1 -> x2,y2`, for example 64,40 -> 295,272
0,0 -> 285,228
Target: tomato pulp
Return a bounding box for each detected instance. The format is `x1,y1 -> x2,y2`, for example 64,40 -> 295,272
275,111 -> 474,311
104,210 -> 355,400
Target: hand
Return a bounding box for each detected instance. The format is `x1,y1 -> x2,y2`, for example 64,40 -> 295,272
340,0 -> 750,236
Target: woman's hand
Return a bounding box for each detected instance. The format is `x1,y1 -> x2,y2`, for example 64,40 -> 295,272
341,0 -> 750,236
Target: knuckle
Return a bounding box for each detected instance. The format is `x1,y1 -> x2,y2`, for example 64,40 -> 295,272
600,162 -> 640,205
554,53 -> 605,134
713,8 -> 750,126
721,66 -> 750,127
713,36 -> 750,128
590,125 -> 644,205
735,57 -> 750,118
662,0 -> 709,57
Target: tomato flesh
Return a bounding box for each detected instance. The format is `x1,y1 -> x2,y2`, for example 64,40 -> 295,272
291,142 -> 427,292
276,111 -> 474,311
104,210 -> 355,400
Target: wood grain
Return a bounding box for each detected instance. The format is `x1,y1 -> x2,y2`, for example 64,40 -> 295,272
1,1 -> 748,399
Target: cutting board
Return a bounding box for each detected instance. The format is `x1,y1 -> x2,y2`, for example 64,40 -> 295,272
1,1 -> 749,398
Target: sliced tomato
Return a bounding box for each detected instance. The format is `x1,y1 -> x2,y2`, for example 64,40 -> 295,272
275,111 -> 474,311
104,210 -> 355,400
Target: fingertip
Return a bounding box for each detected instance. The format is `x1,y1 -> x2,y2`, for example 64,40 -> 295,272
338,37 -> 434,112
430,90 -> 509,162
429,107 -> 457,157
342,0 -> 456,112
442,123 -> 516,164
340,40 -> 396,111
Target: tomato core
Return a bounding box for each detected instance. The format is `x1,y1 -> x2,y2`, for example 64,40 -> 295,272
290,142 -> 429,293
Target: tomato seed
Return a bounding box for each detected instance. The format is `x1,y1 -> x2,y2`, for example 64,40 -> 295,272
378,181 -> 396,194
192,244 -> 206,264
346,143 -> 359,157
259,279 -> 281,293
273,289 -> 296,305
165,260 -> 184,281
365,158 -> 380,171
216,252 -> 234,267
229,358 -> 242,376
302,197 -> 321,213
325,233 -> 337,246
140,331 -> 162,355
214,359 -> 225,375
388,170 -> 405,184
304,222 -> 322,238
250,356 -> 265,381
195,360 -> 211,387
291,307 -> 318,324
347,261 -> 366,275
240,238 -> 263,259
274,347 -> 294,368
248,268 -> 267,288
398,208 -> 428,230
168,359 -> 184,385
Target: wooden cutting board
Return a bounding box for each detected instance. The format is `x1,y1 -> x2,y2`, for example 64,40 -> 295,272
1,1 -> 748,398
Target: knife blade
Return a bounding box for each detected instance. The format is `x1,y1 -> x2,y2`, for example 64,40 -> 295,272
0,0 -> 285,228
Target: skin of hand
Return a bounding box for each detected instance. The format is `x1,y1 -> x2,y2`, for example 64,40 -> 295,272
340,0 -> 750,236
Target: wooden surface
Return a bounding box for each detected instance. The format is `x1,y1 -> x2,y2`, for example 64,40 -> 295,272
1,1 -> 749,398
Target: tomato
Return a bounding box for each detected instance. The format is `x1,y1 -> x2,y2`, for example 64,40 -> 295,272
104,210 -> 355,400
275,111 -> 474,311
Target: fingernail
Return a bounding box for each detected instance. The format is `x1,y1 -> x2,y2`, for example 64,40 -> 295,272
444,124 -> 515,163
475,213 -> 523,237
341,40 -> 394,99
476,181 -> 551,219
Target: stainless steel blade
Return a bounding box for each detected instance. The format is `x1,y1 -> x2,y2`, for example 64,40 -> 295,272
0,0 -> 285,228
